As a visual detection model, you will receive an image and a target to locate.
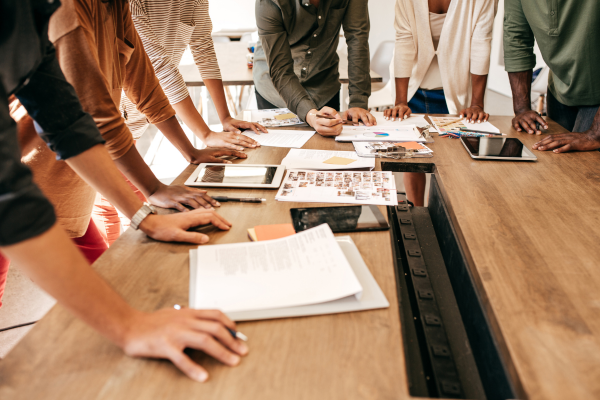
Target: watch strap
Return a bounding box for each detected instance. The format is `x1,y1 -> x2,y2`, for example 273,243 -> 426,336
130,202 -> 156,230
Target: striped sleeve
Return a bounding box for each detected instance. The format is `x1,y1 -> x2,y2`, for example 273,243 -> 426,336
129,0 -> 190,104
189,0 -> 222,80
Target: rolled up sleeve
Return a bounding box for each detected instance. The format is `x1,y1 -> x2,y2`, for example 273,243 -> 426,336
343,0 -> 371,109
256,0 -> 317,121
503,0 -> 536,73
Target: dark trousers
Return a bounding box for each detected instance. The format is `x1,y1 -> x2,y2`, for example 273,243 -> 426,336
547,90 -> 599,132
255,90 -> 341,112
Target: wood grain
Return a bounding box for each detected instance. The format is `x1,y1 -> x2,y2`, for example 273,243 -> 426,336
180,41 -> 382,86
2,116 -> 600,400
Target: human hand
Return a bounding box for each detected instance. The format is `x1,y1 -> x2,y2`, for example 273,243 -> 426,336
139,208 -> 232,243
342,107 -> 376,126
148,184 -> 220,211
186,148 -> 248,165
203,130 -> 259,151
532,130 -> 600,153
384,103 -> 412,121
306,107 -> 344,136
460,105 -> 489,123
512,110 -> 548,135
122,308 -> 248,382
222,116 -> 268,136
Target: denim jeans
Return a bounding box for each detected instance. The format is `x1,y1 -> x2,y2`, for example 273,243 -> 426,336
547,90 -> 599,133
408,88 -> 449,114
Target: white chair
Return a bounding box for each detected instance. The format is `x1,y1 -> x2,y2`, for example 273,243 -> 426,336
367,41 -> 395,110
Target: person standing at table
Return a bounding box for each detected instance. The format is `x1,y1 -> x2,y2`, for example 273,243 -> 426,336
122,0 -> 267,151
1,1 -> 248,381
383,0 -> 496,206
504,0 -> 600,153
254,0 -> 376,137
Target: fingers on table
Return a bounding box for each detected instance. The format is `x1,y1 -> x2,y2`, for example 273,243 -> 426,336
186,209 -> 232,230
534,135 -> 573,152
181,330 -> 241,367
167,347 -> 209,382
188,319 -> 248,356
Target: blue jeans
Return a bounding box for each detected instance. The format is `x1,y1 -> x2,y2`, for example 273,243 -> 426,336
547,90 -> 599,133
408,89 -> 449,114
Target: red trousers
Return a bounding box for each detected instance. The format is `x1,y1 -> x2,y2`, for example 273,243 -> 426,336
0,219 -> 107,308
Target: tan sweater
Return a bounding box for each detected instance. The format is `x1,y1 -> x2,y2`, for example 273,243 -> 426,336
17,0 -> 176,237
393,0 -> 497,113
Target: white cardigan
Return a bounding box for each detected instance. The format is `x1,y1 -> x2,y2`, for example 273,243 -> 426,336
393,0 -> 497,113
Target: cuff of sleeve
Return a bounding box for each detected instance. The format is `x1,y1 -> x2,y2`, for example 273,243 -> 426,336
103,125 -> 136,160
36,113 -> 105,160
348,95 -> 369,110
504,56 -> 537,73
0,186 -> 57,246
296,99 -> 318,122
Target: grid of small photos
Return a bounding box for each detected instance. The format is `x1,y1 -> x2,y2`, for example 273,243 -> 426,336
275,170 -> 398,206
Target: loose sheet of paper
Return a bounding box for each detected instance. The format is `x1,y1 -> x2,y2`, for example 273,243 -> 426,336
245,108 -> 304,127
193,224 -> 363,313
281,149 -> 375,170
352,141 -> 433,158
336,125 -> 424,142
429,116 -> 500,134
345,112 -> 430,132
276,169 -> 398,206
323,157 -> 356,165
243,129 -> 315,148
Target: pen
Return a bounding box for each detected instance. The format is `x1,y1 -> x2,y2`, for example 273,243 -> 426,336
211,196 -> 266,203
174,305 -> 248,342
315,114 -> 358,125
459,128 -> 505,136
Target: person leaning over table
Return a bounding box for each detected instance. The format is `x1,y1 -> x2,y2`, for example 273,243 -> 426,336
383,0 -> 497,206
121,0 -> 267,151
504,0 -> 600,153
253,0 -> 375,136
0,0 -> 247,381
43,0 -> 247,246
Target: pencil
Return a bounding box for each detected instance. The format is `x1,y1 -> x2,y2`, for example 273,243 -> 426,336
436,117 -> 464,127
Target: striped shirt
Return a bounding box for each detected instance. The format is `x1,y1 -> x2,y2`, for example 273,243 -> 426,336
122,0 -> 221,138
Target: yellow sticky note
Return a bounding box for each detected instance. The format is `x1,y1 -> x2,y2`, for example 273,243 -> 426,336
274,112 -> 297,120
323,156 -> 356,165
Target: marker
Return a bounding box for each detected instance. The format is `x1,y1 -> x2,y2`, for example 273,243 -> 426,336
211,196 -> 266,203
174,305 -> 248,342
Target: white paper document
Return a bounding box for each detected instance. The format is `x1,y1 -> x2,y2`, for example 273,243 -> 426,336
192,224 -> 363,313
276,170 -> 398,206
429,116 -> 500,134
243,129 -> 315,148
353,141 -> 433,158
335,125 -> 424,142
352,112 -> 431,130
281,149 -> 375,170
243,108 -> 304,127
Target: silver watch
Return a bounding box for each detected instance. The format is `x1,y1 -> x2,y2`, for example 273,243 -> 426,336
130,202 -> 156,230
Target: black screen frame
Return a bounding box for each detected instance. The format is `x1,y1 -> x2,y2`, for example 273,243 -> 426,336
290,205 -> 390,233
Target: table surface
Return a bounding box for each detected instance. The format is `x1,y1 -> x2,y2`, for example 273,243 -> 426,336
2,116 -> 600,400
180,41 -> 382,87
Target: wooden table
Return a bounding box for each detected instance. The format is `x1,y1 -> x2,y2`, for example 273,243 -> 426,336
2,117 -> 600,400
179,41 -> 382,87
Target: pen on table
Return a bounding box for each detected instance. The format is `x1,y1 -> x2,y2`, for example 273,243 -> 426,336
211,196 -> 266,203
173,305 -> 248,342
459,128 -> 505,136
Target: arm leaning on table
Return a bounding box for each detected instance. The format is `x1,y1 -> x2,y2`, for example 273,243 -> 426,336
342,0 -> 376,126
128,0 -> 265,152
256,0 -> 344,136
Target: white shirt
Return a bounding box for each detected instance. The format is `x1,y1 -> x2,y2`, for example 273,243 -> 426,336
419,12 -> 446,90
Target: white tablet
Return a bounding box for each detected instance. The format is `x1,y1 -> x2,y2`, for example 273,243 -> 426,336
185,163 -> 286,189
460,137 -> 537,161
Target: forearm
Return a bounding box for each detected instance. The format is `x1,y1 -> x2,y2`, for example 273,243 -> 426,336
66,144 -> 144,218
508,70 -> 533,114
171,96 -> 211,142
113,145 -> 163,200
471,73 -> 488,107
394,78 -> 410,105
1,223 -> 139,348
204,79 -> 232,123
154,115 -> 199,160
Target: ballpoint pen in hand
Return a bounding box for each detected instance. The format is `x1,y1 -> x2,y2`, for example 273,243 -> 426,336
173,305 -> 248,342
211,196 -> 266,203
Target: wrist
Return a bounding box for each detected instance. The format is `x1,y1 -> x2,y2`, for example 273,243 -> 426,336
306,109 -> 318,127
138,213 -> 159,236
395,101 -> 408,107
118,309 -> 148,352
470,103 -> 484,109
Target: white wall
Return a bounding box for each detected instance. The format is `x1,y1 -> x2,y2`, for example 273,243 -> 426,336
367,0 -> 396,55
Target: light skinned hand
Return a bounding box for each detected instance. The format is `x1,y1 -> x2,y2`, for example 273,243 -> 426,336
204,131 -> 259,151
122,308 -> 248,382
148,183 -> 221,212
532,131 -> 600,153
384,103 -> 412,121
222,116 -> 268,136
512,110 -> 548,135
306,106 -> 344,136
187,148 -> 248,165
460,105 -> 489,123
342,107 -> 376,126
139,208 -> 232,244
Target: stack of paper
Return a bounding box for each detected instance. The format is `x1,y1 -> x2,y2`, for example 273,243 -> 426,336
281,149 -> 375,170
275,170 -> 398,206
243,108 -> 304,127
191,224 -> 363,313
242,129 -> 315,148
353,141 -> 433,158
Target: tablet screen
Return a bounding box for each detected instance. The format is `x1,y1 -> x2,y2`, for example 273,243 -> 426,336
196,165 -> 278,184
462,137 -> 528,157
